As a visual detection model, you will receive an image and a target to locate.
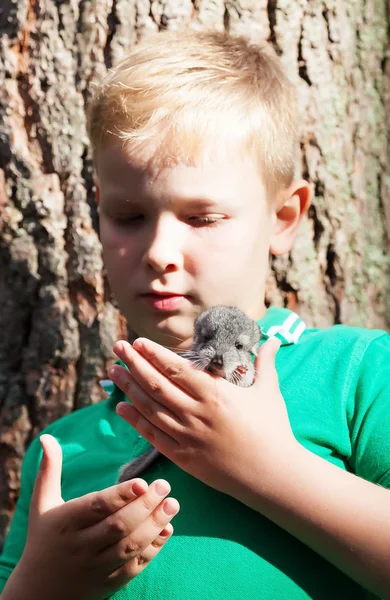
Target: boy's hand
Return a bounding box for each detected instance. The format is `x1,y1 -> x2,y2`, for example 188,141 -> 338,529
110,337 -> 300,500
3,435 -> 179,600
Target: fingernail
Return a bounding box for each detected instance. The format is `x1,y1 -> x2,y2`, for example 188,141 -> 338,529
38,436 -> 48,470
131,480 -> 146,495
133,339 -> 144,351
110,368 -> 130,386
108,366 -> 117,379
116,402 -> 130,416
163,498 -> 179,516
160,528 -> 170,537
155,480 -> 170,496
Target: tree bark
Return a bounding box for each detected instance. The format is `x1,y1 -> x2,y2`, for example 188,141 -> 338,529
0,0 -> 389,549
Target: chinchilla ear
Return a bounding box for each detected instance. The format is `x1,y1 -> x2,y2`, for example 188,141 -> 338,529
251,325 -> 262,355
193,309 -> 211,339
254,324 -> 262,344
194,310 -> 207,329
193,311 -> 208,346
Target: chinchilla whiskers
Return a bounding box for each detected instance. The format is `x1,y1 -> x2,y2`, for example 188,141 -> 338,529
229,371 -> 241,386
176,349 -> 208,369
178,350 -> 199,359
227,375 -> 234,386
164,345 -> 190,352
225,370 -> 235,384
178,354 -> 204,366
163,332 -> 187,342
190,358 -> 210,371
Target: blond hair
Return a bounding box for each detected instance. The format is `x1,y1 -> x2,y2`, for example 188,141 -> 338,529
87,30 -> 298,195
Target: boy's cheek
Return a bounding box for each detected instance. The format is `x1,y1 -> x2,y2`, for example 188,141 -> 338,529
99,219 -> 118,248
99,219 -> 127,248
100,228 -> 140,264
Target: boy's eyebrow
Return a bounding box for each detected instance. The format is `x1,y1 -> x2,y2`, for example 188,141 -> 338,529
103,192 -> 232,209
170,195 -> 227,208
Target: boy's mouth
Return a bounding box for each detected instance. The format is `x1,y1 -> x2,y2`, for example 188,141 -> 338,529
140,292 -> 190,311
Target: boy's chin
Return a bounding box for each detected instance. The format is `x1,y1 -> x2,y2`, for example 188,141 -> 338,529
128,315 -> 195,350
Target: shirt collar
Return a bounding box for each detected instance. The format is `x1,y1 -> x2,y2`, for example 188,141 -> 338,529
257,307 -> 306,346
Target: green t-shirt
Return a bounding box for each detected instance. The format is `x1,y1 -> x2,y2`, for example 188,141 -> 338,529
1,307 -> 389,599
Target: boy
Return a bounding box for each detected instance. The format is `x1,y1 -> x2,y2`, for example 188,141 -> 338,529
1,29 -> 390,600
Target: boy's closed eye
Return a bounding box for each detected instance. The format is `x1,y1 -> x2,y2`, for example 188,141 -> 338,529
108,213 -> 225,228
187,215 -> 223,227
112,214 -> 145,225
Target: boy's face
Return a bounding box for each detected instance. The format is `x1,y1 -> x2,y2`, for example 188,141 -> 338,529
95,142 -> 305,349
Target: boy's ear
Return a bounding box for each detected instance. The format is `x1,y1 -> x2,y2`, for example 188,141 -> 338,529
270,179 -> 311,256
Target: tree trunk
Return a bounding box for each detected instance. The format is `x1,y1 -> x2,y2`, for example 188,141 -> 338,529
0,0 -> 389,549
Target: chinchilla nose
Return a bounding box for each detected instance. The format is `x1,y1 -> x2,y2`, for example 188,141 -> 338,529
211,355 -> 223,367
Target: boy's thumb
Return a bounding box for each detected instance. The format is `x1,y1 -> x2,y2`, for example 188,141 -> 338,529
253,337 -> 281,385
30,434 -> 64,518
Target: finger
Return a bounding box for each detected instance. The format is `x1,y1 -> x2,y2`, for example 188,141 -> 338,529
83,479 -> 175,552
30,434 -> 64,519
66,478 -> 149,530
253,337 -> 281,386
116,402 -> 180,454
113,338 -> 209,403
112,341 -> 195,414
96,494 -> 179,571
119,524 -> 174,578
150,523 -> 174,548
103,525 -> 174,593
109,365 -> 184,434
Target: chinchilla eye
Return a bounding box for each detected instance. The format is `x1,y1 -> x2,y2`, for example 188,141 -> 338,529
235,342 -> 243,350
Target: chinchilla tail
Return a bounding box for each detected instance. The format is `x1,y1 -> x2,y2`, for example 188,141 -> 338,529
117,447 -> 161,483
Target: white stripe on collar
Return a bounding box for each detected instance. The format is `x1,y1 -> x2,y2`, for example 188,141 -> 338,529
261,312 -> 306,345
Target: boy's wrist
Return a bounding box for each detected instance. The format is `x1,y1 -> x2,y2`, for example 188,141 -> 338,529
231,438 -> 306,512
1,554 -> 60,600
1,564 -> 35,600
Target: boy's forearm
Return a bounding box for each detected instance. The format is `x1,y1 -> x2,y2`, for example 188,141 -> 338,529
0,561 -> 42,600
1,558 -> 69,600
236,444 -> 390,599
1,577 -> 35,600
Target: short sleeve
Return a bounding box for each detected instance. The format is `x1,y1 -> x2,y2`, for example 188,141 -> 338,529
348,332 -> 390,487
0,435 -> 42,593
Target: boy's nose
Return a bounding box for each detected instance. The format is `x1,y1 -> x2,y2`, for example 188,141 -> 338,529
143,216 -> 184,273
